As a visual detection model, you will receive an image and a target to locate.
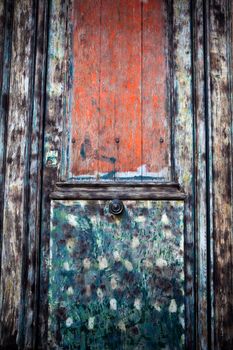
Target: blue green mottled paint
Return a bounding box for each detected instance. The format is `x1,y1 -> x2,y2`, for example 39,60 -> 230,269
49,200 -> 184,349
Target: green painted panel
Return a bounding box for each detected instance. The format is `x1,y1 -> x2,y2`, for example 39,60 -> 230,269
49,200 -> 184,349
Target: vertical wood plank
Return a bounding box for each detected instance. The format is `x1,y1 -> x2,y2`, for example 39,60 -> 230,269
0,0 -> 14,281
39,0 -> 72,347
173,1 -> 195,348
23,1 -> 49,348
209,1 -> 233,348
0,0 -> 36,347
112,0 -> 141,178
71,0 -> 100,177
98,0 -> 122,177
142,0 -> 170,179
192,0 -> 209,348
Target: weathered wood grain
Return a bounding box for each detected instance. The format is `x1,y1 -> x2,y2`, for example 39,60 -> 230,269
51,183 -> 185,200
0,1 -> 14,292
70,0 -> 169,180
172,1 -> 195,348
192,0 -> 209,348
0,0 -> 36,347
22,1 -> 49,348
142,0 -> 169,178
209,0 -> 233,348
39,0 -> 72,347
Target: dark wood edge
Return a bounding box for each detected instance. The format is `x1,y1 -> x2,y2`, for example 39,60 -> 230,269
55,181 -> 181,188
51,182 -> 186,200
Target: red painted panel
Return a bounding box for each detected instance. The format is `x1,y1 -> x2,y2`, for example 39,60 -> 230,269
142,0 -> 169,176
71,0 -> 101,176
71,0 -> 169,179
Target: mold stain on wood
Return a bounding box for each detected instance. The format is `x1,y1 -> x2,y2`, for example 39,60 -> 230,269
49,200 -> 185,349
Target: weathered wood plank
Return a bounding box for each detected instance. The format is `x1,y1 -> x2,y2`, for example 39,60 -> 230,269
50,183 -> 186,200
39,0 -> 72,347
142,0 -> 169,178
0,0 -> 36,347
22,1 -> 49,348
71,0 -> 100,176
0,1 -> 14,289
192,0 -> 209,348
113,0 -> 141,178
209,0 -> 233,348
173,1 -> 195,348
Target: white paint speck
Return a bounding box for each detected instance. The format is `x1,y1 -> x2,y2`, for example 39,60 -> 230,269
67,214 -> 77,227
161,213 -> 170,225
66,317 -> 73,327
124,260 -> 133,271
67,238 -> 75,252
110,277 -> 118,290
118,320 -> 126,332
169,299 -> 177,313
63,262 -> 70,271
66,287 -> 74,296
143,259 -> 153,269
135,216 -> 146,223
131,236 -> 140,249
83,258 -> 91,270
164,228 -> 173,239
113,251 -> 121,261
134,298 -> 141,310
88,317 -> 95,330
156,258 -> 168,268
154,302 -> 161,312
98,256 -> 108,270
110,298 -> 117,310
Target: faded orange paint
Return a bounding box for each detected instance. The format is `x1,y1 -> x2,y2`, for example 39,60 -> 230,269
142,0 -> 168,176
71,0 -> 169,179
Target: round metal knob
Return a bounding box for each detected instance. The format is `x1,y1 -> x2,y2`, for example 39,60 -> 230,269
109,199 -> 124,215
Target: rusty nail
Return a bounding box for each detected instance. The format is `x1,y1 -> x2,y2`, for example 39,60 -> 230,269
160,137 -> 164,144
115,137 -> 120,144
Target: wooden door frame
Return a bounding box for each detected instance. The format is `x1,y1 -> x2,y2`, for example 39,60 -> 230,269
0,0 -> 232,349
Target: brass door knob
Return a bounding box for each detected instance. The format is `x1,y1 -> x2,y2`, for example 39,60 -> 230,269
109,199 -> 124,215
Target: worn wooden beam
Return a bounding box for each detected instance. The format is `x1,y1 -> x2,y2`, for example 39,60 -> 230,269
21,1 -> 49,349
51,183 -> 185,200
0,0 -> 37,347
172,2 -> 196,349
192,0 -> 209,348
38,0 -> 72,347
209,0 -> 233,348
0,0 -> 14,285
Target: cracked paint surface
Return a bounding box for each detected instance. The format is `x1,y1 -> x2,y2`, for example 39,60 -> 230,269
49,200 -> 184,349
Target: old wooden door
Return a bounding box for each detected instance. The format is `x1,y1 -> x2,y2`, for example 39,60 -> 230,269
39,1 -> 193,349
2,0 -> 233,349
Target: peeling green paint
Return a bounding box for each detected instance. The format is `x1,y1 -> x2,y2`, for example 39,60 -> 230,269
49,200 -> 184,349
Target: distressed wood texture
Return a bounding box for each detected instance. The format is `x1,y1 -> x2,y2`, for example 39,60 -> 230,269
40,0 -> 197,348
172,2 -> 195,348
0,0 -> 48,348
23,1 -> 49,349
0,0 -> 36,346
39,0 -> 73,347
192,1 -> 209,348
51,182 -> 185,200
0,0 -> 13,282
209,0 -> 233,348
71,0 -> 170,180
